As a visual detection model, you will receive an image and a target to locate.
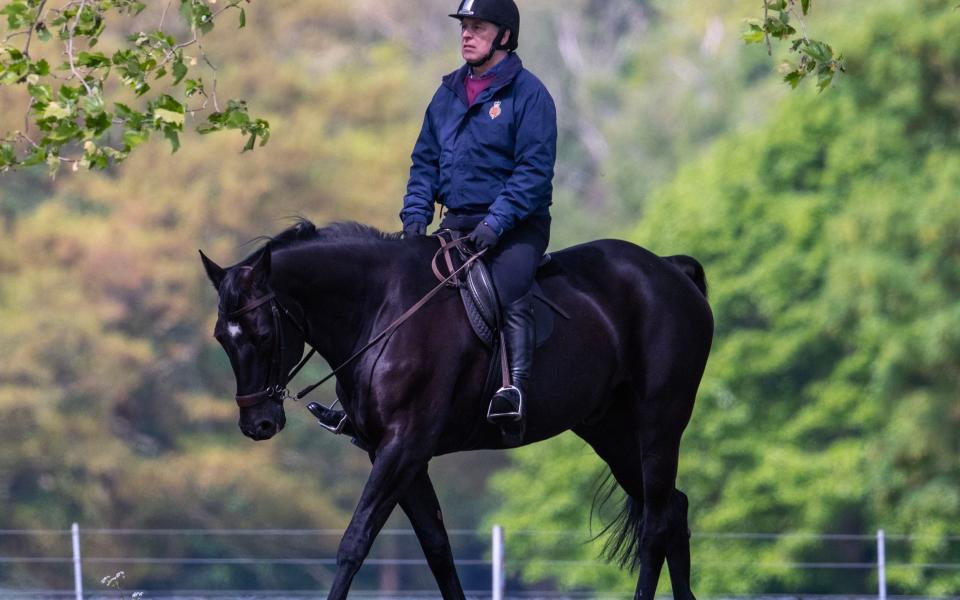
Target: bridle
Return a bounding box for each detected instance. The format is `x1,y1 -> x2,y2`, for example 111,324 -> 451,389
222,237 -> 488,410
223,292 -> 315,409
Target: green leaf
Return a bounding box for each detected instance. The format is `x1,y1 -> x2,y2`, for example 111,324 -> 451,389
783,70 -> 804,89
765,16 -> 796,40
816,66 -> 835,93
172,55 -> 188,85
1,1 -> 31,29
85,110 -> 111,135
46,119 -> 80,141
239,8 -> 246,28
36,22 -> 51,42
802,40 -> 834,63
742,23 -> 766,45
0,142 -> 16,168
27,82 -> 52,102
32,58 -> 50,76
155,94 -> 184,113
77,51 -> 110,69
154,108 -> 185,126
122,128 -> 149,150
42,101 -> 72,119
801,0 -> 811,15
163,126 -> 181,153
83,93 -> 105,116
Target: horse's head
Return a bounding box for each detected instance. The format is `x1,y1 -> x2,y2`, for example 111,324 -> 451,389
200,247 -> 306,441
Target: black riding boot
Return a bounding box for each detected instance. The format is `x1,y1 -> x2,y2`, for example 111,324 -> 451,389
487,293 -> 535,424
307,403 -> 353,435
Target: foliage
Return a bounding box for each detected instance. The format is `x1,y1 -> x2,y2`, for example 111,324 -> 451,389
1,0 -> 954,596
490,0 -> 960,595
743,0 -> 846,91
0,0 -> 268,175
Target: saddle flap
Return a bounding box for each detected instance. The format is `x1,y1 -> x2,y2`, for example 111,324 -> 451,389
460,259 -> 555,349
433,230 -> 559,350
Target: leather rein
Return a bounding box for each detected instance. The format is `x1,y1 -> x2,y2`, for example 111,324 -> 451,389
226,237 -> 487,409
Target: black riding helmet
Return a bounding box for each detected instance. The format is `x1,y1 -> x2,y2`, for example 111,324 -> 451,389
450,0 -> 520,66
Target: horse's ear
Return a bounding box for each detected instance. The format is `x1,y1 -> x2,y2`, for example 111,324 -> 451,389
250,246 -> 271,286
199,250 -> 226,291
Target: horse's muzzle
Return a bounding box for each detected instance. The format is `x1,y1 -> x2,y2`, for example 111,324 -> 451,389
240,410 -> 286,441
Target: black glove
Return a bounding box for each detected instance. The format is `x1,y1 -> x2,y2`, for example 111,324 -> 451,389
467,221 -> 500,251
403,221 -> 427,238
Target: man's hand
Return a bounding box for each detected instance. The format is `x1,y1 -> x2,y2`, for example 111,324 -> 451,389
467,221 -> 500,251
403,222 -> 427,238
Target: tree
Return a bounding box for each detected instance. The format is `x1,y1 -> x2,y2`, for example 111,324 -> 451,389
0,0 -> 269,174
489,0 -> 960,595
0,0 -> 843,173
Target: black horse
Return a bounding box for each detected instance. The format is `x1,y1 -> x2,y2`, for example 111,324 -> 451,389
200,220 -> 713,600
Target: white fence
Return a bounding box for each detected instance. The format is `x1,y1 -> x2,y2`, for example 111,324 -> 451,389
0,526 -> 958,599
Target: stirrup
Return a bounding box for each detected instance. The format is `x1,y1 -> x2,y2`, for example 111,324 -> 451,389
307,402 -> 348,434
487,386 -> 524,423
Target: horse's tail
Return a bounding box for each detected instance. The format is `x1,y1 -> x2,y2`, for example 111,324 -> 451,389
590,470 -> 644,571
664,255 -> 708,299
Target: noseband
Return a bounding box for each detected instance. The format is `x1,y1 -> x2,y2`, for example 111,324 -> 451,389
223,292 -> 314,409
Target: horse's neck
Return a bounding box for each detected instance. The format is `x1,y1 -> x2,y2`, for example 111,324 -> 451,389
273,243 -> 394,376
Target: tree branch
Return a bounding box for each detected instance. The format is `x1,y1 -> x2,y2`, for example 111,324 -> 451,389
22,0 -> 48,58
65,0 -> 94,95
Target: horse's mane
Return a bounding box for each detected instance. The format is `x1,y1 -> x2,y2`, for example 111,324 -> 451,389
241,218 -> 402,264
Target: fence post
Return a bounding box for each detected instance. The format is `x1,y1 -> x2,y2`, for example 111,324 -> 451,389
877,529 -> 886,600
71,523 -> 83,600
492,525 -> 504,600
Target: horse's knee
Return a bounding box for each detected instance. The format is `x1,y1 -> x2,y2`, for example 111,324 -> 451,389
336,538 -> 369,572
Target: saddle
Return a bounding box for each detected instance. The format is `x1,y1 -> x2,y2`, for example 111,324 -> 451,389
433,230 -> 569,349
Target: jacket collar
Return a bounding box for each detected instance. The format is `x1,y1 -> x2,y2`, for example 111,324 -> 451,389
442,53 -> 523,107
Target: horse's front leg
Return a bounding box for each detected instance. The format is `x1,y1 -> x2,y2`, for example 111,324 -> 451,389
326,435 -> 430,600
399,468 -> 465,600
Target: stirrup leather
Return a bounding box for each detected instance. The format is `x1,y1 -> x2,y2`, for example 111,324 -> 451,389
487,386 -> 524,423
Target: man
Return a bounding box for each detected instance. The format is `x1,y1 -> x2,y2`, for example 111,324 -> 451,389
312,0 -> 556,433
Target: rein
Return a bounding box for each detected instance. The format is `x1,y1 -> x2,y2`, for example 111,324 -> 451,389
229,237 -> 486,409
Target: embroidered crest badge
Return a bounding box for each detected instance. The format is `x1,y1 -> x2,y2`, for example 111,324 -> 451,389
489,101 -> 502,120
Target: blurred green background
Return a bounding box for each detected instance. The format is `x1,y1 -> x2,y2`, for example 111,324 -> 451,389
1,0 -> 957,596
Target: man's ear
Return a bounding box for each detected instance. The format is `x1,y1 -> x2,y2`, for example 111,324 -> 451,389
500,29 -> 511,47
199,250 -> 226,291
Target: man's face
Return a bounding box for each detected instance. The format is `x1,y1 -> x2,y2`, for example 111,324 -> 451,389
460,17 -> 507,64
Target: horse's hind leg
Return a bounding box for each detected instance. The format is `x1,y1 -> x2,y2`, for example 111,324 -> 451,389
664,489 -> 694,599
633,364 -> 702,600
399,468 -> 466,600
576,388 -> 697,600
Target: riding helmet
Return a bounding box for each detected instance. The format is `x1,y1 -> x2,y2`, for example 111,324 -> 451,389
449,0 -> 520,52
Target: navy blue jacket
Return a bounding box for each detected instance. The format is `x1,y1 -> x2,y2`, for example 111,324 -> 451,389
400,54 -> 557,235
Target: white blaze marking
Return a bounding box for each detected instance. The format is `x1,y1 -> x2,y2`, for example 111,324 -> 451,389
227,322 -> 242,338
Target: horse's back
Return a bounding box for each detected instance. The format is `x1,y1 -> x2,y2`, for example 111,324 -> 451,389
543,239 -> 710,321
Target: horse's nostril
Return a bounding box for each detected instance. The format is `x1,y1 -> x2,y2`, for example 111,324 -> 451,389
257,420 -> 275,435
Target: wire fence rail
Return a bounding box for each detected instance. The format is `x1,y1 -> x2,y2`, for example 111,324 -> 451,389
0,526 -> 958,599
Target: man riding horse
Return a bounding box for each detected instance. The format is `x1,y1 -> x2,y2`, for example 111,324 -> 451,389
316,0 -> 556,431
